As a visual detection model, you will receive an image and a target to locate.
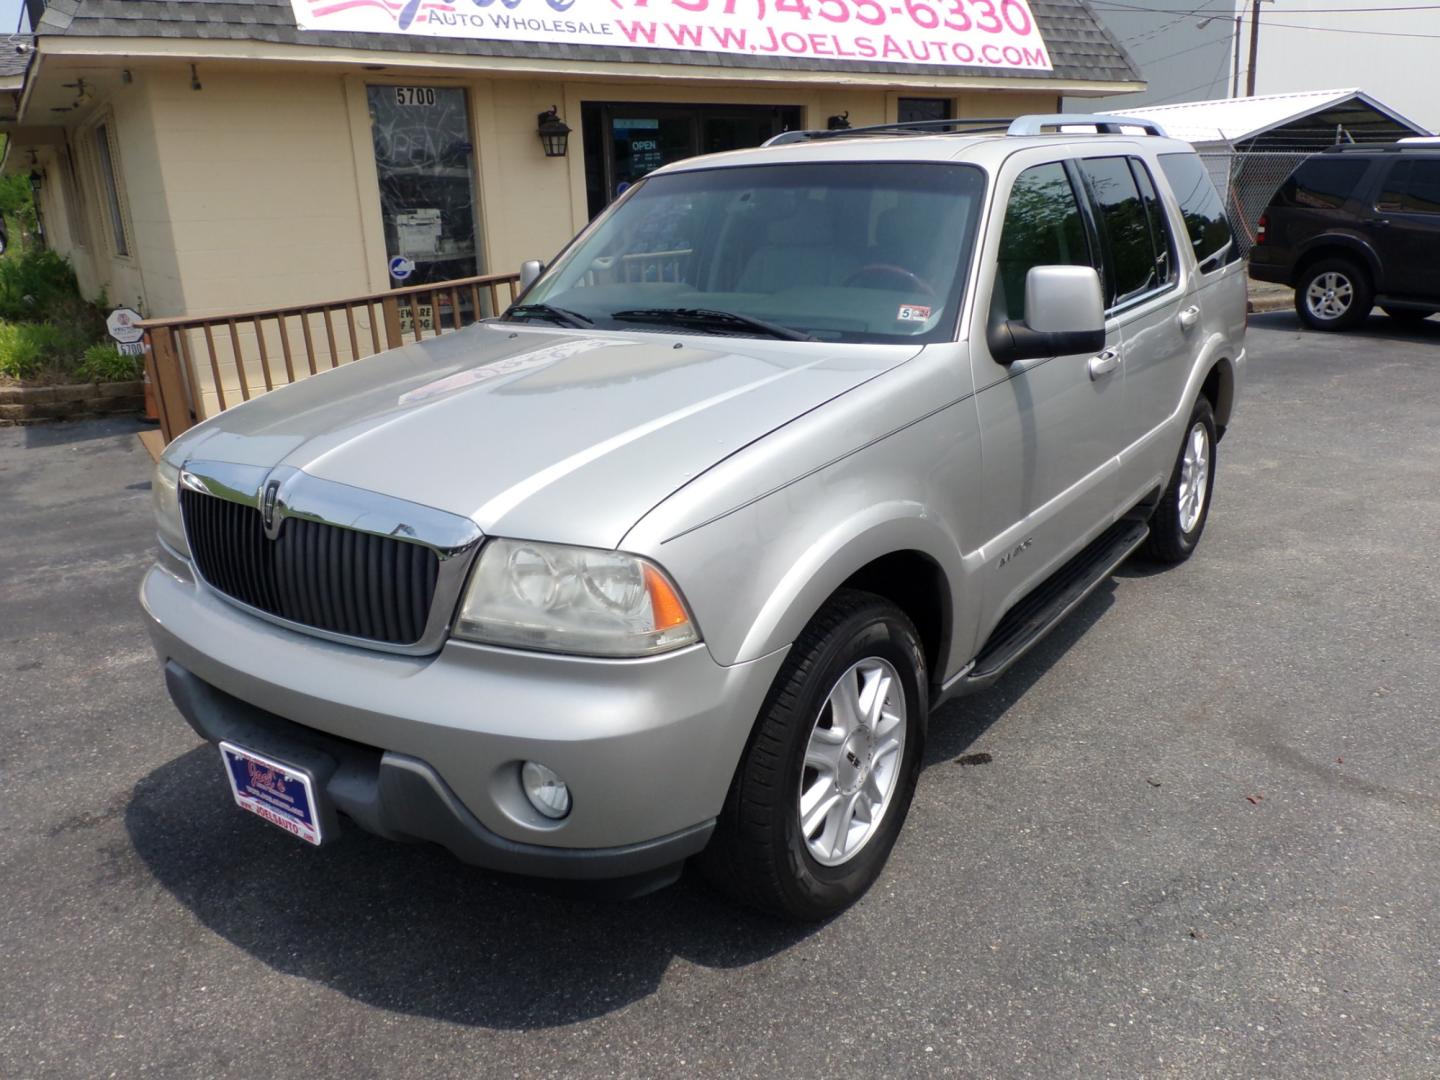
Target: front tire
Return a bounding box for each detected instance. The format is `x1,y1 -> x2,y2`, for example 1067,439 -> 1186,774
1142,396 -> 1217,565
698,590 -> 926,921
1295,257 -> 1372,331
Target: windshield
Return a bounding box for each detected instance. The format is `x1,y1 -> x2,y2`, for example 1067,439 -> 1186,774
514,161 -> 987,344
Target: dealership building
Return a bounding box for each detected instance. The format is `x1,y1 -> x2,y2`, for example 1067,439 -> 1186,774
0,0 -> 1139,321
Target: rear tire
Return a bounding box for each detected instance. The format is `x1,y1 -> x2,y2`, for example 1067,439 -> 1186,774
1142,396 -> 1217,565
698,590 -> 926,921
1295,257 -> 1372,331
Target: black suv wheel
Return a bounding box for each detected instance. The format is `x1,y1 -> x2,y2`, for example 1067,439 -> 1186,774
1295,257 -> 1373,331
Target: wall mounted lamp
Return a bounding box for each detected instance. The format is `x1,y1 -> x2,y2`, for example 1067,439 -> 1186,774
536,106 -> 572,158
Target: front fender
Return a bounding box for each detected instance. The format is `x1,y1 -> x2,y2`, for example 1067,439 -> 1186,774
620,342 -> 981,672
734,503 -> 957,665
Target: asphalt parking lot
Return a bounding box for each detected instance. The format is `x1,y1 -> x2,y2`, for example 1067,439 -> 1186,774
3,310 -> 1439,1079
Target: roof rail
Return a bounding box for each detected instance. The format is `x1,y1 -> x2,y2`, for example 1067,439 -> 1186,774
761,112 -> 1170,148
1319,141 -> 1438,153
763,117 -> 1016,146
1006,114 -> 1170,137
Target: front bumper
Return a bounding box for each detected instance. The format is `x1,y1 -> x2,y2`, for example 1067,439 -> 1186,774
141,554 -> 788,874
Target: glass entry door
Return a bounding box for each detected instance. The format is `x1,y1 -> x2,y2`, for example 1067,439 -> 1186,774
367,85 -> 482,287
610,113 -> 697,199
584,103 -> 802,218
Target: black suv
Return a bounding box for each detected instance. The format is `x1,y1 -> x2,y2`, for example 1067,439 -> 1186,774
1250,143 -> 1440,330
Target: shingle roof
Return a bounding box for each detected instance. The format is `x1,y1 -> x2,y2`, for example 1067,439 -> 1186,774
34,0 -> 1141,86
0,36 -> 34,78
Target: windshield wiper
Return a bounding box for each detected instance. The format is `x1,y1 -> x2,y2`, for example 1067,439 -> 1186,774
609,307 -> 813,342
505,303 -> 594,329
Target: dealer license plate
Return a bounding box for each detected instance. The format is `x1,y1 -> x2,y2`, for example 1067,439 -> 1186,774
218,741 -> 322,845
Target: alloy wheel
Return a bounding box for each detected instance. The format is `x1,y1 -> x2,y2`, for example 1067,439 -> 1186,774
798,657 -> 907,867
1177,421 -> 1210,534
1306,271 -> 1354,321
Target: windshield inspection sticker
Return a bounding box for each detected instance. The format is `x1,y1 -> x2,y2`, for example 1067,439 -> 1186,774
897,304 -> 932,322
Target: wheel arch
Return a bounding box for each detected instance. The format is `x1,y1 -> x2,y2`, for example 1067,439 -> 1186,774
1200,355 -> 1235,438
734,506 -> 959,687
1292,236 -> 1381,289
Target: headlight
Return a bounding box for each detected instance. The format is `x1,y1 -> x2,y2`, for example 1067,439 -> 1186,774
151,456 -> 189,556
454,539 -> 699,657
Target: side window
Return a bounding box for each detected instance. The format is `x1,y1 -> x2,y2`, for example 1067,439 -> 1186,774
1078,156 -> 1154,305
1276,158 -> 1368,211
1378,163 -> 1411,210
994,162 -> 1092,322
1157,152 -> 1240,272
1379,160 -> 1440,214
1129,157 -> 1175,292
93,121 -> 132,258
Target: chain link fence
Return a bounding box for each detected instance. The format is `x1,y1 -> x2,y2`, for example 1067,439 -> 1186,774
1197,148 -> 1312,255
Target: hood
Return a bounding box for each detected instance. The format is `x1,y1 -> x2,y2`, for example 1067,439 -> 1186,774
169,323 -> 919,549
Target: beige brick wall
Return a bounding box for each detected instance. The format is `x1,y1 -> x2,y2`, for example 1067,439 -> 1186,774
148,66 -> 373,316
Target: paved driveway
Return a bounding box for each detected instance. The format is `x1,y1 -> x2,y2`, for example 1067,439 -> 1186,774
3,312 -> 1438,1079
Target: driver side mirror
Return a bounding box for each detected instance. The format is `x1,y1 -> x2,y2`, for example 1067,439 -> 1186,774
988,265 -> 1105,364
519,259 -> 544,291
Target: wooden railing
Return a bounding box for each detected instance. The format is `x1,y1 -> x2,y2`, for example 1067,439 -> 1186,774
141,271 -> 522,444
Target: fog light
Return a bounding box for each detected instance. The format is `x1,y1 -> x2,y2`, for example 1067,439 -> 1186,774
521,761 -> 571,819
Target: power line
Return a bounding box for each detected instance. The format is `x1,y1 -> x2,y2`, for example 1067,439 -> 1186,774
1131,36 -> 1230,65
1120,16 -> 1201,46
1093,1 -> 1440,13
1260,18 -> 1440,37
1140,55 -> 1238,107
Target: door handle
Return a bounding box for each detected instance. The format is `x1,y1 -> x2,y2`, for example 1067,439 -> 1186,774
1088,347 -> 1121,380
1372,218 -> 1392,229
1178,305 -> 1201,330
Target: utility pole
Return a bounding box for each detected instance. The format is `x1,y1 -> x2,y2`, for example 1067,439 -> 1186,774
1246,0 -> 1262,97
1232,14 -> 1242,97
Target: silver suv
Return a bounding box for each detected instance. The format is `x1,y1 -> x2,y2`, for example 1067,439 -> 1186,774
143,115 -> 1246,920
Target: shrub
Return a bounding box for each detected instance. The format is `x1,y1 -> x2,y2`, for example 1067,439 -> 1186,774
0,321 -> 65,380
76,342 -> 143,382
0,248 -> 83,323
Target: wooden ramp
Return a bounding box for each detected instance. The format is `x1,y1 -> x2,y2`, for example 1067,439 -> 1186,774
137,428 -> 164,463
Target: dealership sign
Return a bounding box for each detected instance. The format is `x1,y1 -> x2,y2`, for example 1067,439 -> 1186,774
291,0 -> 1051,71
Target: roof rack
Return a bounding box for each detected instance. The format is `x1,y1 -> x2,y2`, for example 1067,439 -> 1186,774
763,112 -> 1169,147
1320,140 -> 1440,153
1007,113 -> 1169,137
764,117 -> 1014,146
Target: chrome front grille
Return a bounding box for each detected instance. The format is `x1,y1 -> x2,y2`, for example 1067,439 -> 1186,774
181,486 -> 441,646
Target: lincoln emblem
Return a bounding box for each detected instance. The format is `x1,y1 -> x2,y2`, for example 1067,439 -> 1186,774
262,479 -> 281,537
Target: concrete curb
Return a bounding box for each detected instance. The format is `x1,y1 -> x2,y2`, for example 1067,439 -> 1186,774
1248,286 -> 1294,315
0,381 -> 145,425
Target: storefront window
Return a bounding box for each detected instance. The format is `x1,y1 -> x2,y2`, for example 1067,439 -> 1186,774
367,85 -> 482,287
898,98 -> 954,124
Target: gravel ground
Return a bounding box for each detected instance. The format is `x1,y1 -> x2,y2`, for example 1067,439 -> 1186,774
2,310 -> 1438,1079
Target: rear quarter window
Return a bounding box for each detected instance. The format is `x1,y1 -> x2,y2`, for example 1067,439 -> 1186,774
1378,159 -> 1440,213
1274,158 -> 1370,211
1157,152 -> 1240,272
